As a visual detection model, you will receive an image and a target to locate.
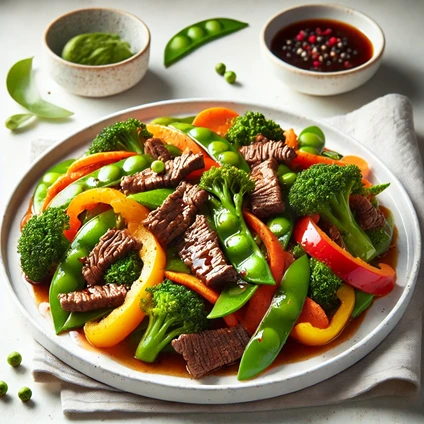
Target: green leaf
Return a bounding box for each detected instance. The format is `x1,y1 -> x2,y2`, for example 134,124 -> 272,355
5,113 -> 34,130
6,57 -> 74,119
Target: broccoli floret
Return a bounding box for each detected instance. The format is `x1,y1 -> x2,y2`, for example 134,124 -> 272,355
366,223 -> 393,257
309,258 -> 343,314
17,207 -> 70,282
87,118 -> 152,155
104,251 -> 143,286
226,111 -> 284,148
288,163 -> 376,262
135,279 -> 208,362
199,164 -> 254,214
292,244 -> 306,258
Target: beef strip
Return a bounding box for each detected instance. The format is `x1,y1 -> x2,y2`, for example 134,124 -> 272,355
177,215 -> 237,289
350,195 -> 385,230
249,158 -> 285,218
319,219 -> 346,248
239,136 -> 297,166
120,153 -> 204,194
82,228 -> 142,286
143,181 -> 208,245
144,137 -> 172,162
58,284 -> 127,312
172,325 -> 250,379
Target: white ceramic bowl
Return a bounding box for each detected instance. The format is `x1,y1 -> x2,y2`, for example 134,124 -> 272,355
260,4 -> 385,95
43,8 -> 150,97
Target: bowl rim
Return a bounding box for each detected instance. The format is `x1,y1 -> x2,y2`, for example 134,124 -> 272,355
260,3 -> 385,77
43,7 -> 151,69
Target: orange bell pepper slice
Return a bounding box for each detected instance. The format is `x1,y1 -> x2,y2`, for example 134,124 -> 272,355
192,107 -> 239,137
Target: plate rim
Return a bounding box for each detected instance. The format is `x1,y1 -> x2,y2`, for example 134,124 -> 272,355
0,98 -> 421,403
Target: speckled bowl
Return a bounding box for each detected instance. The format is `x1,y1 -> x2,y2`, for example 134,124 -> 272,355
43,8 -> 150,97
260,4 -> 385,95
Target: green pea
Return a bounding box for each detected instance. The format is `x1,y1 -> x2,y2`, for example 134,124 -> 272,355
85,176 -> 100,188
217,210 -> 240,236
224,71 -> 237,84
123,155 -> 148,174
42,171 -> 61,184
218,151 -> 240,166
268,217 -> 292,238
208,141 -> 228,155
279,172 -> 297,186
299,146 -> 321,155
189,127 -> 212,140
7,351 -> 22,367
298,132 -> 325,153
97,164 -> 122,183
215,62 -> 226,75
187,26 -> 205,40
277,164 -> 291,176
226,233 -> 252,261
18,386 -> 32,402
164,145 -> 182,157
169,35 -> 191,50
205,19 -> 223,34
299,125 -> 325,142
242,254 -> 269,279
0,381 -> 7,397
151,160 -> 165,174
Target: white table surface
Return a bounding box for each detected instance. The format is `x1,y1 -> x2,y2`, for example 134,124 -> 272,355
1,0 -> 423,422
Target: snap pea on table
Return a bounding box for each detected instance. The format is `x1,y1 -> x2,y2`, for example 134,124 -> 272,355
49,154 -> 152,209
238,255 -> 310,380
170,122 -> 250,173
49,209 -> 117,334
164,18 -> 248,67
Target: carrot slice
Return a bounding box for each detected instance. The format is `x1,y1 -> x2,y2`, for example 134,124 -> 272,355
164,271 -> 239,327
192,107 -> 239,137
240,211 -> 295,335
293,297 -> 329,329
284,128 -> 298,150
340,155 -> 370,178
66,151 -> 136,175
146,124 -> 205,155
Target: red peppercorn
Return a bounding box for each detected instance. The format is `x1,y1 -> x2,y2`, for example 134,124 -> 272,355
296,33 -> 304,41
316,27 -> 322,35
313,61 -> 320,67
308,35 -> 317,43
344,61 -> 352,69
322,28 -> 332,36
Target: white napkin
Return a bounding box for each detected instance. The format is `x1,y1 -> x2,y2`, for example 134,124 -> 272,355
32,94 -> 424,414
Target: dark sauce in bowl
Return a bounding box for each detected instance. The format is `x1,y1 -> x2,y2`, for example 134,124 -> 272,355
270,19 -> 373,72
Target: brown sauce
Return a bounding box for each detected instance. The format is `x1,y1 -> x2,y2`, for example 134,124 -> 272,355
270,19 -> 373,72
29,210 -> 399,380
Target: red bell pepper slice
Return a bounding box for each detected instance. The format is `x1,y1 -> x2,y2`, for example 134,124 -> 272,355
294,216 -> 396,296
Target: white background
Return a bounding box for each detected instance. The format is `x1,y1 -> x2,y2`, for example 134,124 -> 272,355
1,0 -> 423,422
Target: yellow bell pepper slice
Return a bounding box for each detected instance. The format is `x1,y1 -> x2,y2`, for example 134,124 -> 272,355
84,224 -> 166,347
290,284 -> 355,346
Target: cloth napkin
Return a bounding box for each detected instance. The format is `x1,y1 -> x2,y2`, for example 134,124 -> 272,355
32,94 -> 424,414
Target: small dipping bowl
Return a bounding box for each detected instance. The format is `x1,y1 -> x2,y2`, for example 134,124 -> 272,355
260,4 -> 385,95
43,8 -> 150,97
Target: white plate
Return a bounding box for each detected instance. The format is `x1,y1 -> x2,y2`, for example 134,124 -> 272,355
0,99 -> 421,404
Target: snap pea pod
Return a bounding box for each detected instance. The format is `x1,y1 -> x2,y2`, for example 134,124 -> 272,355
128,188 -> 174,210
33,159 -> 75,214
352,289 -> 373,318
50,209 -> 117,334
164,18 -> 248,67
170,122 -> 250,173
208,280 -> 258,319
164,247 -> 190,273
150,115 -> 195,126
209,199 -> 275,285
49,154 -> 152,209
238,255 -> 310,380
60,308 -> 113,333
